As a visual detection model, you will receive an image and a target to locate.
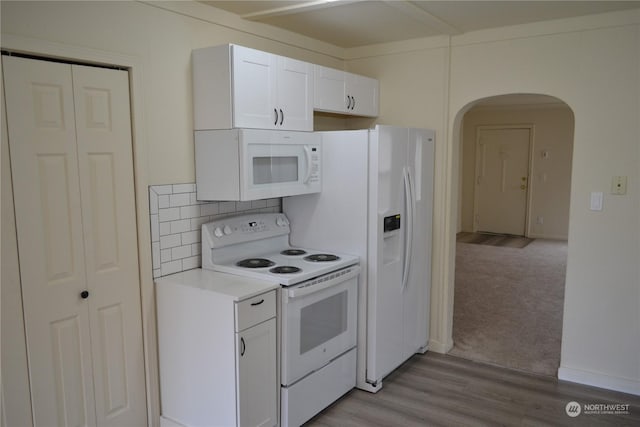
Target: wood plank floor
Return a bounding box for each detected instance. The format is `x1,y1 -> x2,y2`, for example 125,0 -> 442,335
306,353 -> 640,426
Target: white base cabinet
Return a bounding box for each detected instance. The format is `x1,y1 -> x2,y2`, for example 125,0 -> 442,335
156,269 -> 279,427
237,319 -> 278,427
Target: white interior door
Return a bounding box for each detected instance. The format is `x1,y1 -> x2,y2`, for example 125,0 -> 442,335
3,55 -> 146,427
474,127 -> 531,236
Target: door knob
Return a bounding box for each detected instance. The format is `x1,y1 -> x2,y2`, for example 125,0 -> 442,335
80,290 -> 89,299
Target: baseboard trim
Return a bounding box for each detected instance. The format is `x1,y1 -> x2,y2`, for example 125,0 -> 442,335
526,232 -> 568,240
160,416 -> 187,427
558,366 -> 640,396
428,338 -> 454,354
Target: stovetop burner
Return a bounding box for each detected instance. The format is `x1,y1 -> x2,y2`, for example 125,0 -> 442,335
236,258 -> 275,268
304,253 -> 341,262
269,266 -> 302,274
280,249 -> 307,256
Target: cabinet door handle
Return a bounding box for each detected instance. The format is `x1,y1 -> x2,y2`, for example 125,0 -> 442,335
274,108 -> 278,125
80,290 -> 89,299
351,96 -> 356,110
240,337 -> 246,356
250,299 -> 264,306
279,109 -> 284,125
346,95 -> 351,109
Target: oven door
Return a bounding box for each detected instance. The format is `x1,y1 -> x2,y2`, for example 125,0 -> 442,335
240,130 -> 321,200
281,265 -> 359,386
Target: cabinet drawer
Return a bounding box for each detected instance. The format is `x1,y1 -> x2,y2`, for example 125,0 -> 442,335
235,290 -> 276,332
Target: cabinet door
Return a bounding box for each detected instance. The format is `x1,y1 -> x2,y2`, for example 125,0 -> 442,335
232,45 -> 278,129
237,319 -> 277,427
276,56 -> 314,131
314,65 -> 347,113
346,72 -> 379,117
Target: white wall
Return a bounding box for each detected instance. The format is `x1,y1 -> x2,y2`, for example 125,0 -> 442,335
460,104 -> 575,239
447,13 -> 640,394
1,1 -> 346,184
347,8 -> 639,395
2,4 -> 639,425
0,2 -> 347,425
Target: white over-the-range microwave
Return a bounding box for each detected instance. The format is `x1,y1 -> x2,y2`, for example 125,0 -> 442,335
195,129 -> 321,201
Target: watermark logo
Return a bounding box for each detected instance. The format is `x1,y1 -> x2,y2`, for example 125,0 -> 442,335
565,401 -> 581,417
565,401 -> 631,417
583,403 -> 630,415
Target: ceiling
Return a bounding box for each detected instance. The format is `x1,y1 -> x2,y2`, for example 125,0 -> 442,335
201,1 -> 640,48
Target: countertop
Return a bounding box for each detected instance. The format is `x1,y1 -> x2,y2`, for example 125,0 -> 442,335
154,268 -> 279,301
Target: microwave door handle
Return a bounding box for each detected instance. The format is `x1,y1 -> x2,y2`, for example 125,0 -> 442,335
287,266 -> 361,299
303,146 -> 313,184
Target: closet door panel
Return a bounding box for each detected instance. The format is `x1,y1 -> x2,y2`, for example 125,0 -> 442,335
72,64 -> 146,427
3,55 -> 97,427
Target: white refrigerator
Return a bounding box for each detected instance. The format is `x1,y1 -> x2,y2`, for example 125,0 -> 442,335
283,125 -> 435,392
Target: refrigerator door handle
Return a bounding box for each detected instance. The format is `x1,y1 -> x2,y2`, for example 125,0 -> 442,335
402,167 -> 415,290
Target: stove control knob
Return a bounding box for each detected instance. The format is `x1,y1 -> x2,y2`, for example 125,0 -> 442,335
223,225 -> 233,235
214,227 -> 224,238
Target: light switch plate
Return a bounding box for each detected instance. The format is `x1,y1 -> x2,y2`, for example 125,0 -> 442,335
611,176 -> 627,195
590,192 -> 603,211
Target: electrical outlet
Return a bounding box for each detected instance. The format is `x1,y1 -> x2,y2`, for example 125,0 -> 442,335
611,176 -> 627,195
536,216 -> 544,225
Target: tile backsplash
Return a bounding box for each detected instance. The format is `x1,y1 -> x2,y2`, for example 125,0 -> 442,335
149,184 -> 281,278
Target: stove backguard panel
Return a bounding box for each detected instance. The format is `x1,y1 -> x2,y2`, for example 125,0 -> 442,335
149,183 -> 281,278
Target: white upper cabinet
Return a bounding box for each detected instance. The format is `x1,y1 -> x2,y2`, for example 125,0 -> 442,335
345,71 -> 379,117
314,65 -> 379,117
193,44 -> 314,131
314,66 -> 346,113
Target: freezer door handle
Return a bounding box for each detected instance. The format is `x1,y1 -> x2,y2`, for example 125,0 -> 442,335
402,167 -> 415,291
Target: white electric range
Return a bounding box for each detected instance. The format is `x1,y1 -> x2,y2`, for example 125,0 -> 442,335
202,213 -> 360,427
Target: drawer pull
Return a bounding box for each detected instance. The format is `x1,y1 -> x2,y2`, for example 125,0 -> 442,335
250,299 -> 265,306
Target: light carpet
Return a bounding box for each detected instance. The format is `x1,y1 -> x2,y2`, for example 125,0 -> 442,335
448,239 -> 567,377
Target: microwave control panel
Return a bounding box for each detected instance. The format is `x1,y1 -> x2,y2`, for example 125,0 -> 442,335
308,146 -> 321,183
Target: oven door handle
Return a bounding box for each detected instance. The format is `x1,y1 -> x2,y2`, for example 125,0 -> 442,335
287,265 -> 360,299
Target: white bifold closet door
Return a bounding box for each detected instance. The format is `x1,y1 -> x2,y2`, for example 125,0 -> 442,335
3,55 -> 146,427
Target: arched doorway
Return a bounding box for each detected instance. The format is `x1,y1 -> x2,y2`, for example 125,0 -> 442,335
447,94 -> 574,377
